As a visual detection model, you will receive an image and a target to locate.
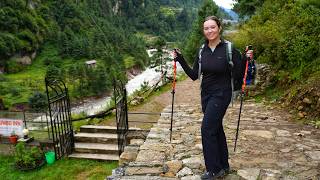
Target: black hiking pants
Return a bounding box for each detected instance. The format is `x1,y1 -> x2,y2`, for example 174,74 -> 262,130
201,88 -> 231,174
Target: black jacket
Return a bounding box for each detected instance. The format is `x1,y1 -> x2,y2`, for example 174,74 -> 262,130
176,40 -> 244,94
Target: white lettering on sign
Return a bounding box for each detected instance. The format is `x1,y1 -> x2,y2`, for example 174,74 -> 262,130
0,118 -> 24,137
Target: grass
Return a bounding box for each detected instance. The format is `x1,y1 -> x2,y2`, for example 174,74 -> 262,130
0,44 -> 89,108
0,155 -> 118,180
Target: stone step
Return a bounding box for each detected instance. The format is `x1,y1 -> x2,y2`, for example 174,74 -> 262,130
74,143 -> 118,154
69,153 -> 119,161
80,125 -> 118,134
80,125 -> 141,134
74,133 -> 118,144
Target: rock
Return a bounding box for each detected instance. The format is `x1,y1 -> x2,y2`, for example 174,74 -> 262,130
182,157 -> 204,169
140,143 -> 173,153
135,150 -> 166,164
125,167 -> 163,176
294,133 -> 304,137
295,144 -> 312,151
181,175 -> 201,180
297,106 -> 303,110
300,130 -> 311,135
224,174 -> 243,180
119,151 -> 138,165
276,130 -> 291,137
171,140 -> 183,144
304,151 -> 320,161
107,166 -> 125,179
302,98 -> 312,104
15,55 -> 32,65
280,148 -> 291,153
164,160 -> 183,174
298,112 -> 304,118
237,168 -> 260,180
162,171 -> 176,178
176,167 -> 193,177
242,130 -> 274,139
282,175 -> 299,180
195,144 -> 202,150
124,145 -> 139,152
31,51 -> 37,59
259,169 -> 281,180
130,139 -> 144,146
294,155 -> 308,165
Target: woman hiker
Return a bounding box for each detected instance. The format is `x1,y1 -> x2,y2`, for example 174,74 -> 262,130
173,16 -> 244,180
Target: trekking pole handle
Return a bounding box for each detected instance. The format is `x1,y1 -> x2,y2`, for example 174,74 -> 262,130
242,45 -> 253,92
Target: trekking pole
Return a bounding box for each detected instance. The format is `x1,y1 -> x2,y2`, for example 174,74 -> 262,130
170,58 -> 177,142
234,45 -> 252,152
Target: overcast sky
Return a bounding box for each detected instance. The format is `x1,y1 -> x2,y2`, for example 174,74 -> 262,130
212,0 -> 235,9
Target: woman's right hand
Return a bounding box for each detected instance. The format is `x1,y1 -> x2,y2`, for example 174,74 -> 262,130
172,48 -> 182,61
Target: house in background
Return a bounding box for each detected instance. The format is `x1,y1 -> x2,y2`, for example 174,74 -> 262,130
85,60 -> 97,68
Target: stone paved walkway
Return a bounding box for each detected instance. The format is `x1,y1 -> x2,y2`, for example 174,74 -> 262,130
112,100 -> 320,180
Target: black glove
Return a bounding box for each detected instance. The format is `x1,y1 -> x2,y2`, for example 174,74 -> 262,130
174,48 -> 184,62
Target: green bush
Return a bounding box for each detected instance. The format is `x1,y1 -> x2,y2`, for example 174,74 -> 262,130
6,60 -> 24,74
231,0 -> 320,83
14,142 -> 44,170
28,91 -> 47,112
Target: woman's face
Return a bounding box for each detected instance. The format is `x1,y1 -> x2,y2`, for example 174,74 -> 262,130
203,19 -> 221,41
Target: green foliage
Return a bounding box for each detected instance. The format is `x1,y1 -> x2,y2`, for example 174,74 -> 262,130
123,56 -> 135,69
233,0 -> 265,18
0,154 -> 118,179
0,0 -> 203,109
6,60 -> 25,74
0,0 -> 49,59
14,142 -> 43,169
28,91 -> 47,112
231,0 -> 320,84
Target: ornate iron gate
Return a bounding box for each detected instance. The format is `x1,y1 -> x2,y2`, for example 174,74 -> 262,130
113,80 -> 129,156
45,78 -> 74,159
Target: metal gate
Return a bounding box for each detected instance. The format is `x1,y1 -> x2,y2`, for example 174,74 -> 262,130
113,80 -> 128,156
45,78 -> 74,159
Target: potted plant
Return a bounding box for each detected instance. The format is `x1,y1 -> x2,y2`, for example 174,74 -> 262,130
14,142 -> 45,171
9,131 -> 18,144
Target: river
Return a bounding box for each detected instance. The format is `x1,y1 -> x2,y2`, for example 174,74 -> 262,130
71,56 -> 183,116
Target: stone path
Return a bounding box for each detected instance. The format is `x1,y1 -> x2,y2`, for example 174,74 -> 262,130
110,100 -> 320,180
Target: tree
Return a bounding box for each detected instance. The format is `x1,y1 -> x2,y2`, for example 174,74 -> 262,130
233,0 -> 265,19
28,91 -> 47,112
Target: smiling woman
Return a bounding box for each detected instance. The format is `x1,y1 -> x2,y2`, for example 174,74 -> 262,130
172,14 -> 244,179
